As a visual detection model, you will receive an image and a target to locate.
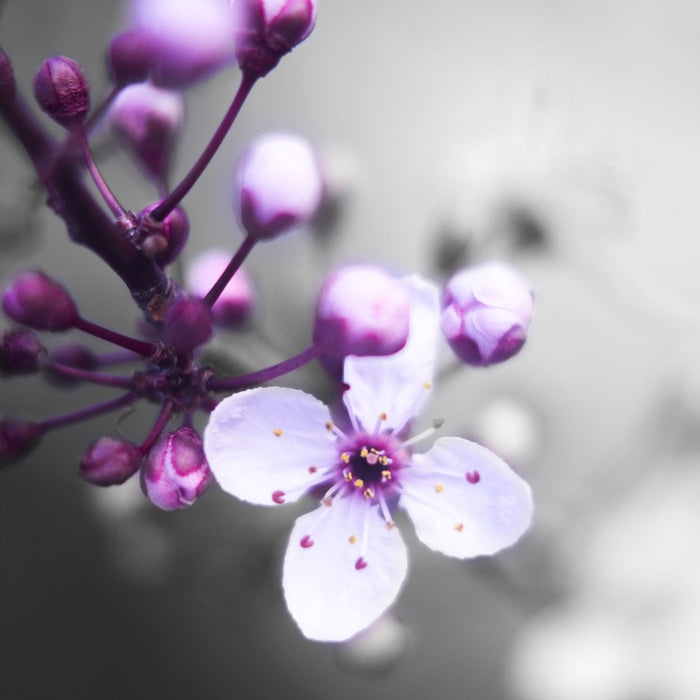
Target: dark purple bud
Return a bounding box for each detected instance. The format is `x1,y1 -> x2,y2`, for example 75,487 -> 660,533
109,82 -> 184,182
46,343 -> 99,387
0,329 -> 46,375
33,56 -> 90,129
0,420 -> 43,465
136,205 -> 189,266
2,271 -> 78,331
0,47 -> 17,102
441,262 -> 534,366
79,436 -> 143,486
141,426 -> 213,510
164,296 -> 213,353
107,30 -> 155,86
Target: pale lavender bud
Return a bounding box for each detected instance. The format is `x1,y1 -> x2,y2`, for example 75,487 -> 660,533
0,329 -> 46,375
46,343 -> 99,387
2,271 -> 78,331
80,436 -> 143,486
186,248 -> 254,326
136,205 -> 189,266
232,0 -> 317,76
164,296 -> 213,353
313,265 -> 411,357
0,420 -> 43,465
129,0 -> 236,87
234,133 -> 323,240
109,82 -> 184,182
107,30 -> 155,86
0,47 -> 17,102
141,427 -> 213,510
33,56 -> 90,129
441,261 -> 534,366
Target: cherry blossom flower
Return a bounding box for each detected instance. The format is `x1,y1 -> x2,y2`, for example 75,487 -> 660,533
204,276 -> 533,641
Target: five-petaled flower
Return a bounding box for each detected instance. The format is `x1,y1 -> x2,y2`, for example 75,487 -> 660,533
204,276 -> 533,642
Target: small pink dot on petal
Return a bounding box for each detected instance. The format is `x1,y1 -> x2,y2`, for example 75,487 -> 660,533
466,470 -> 480,484
300,535 -> 314,548
355,557 -> 367,570
272,490 -> 286,504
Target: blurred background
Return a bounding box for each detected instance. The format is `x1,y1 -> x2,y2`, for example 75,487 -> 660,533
2,1 -> 700,698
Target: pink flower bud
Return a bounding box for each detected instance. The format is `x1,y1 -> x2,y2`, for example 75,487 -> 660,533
129,0 -> 236,87
33,56 -> 90,129
107,30 -> 156,86
186,248 -> 255,326
109,82 -> 184,182
46,343 -> 99,387
0,48 -> 17,102
141,427 -> 213,510
2,271 -> 78,331
232,0 -> 317,76
441,262 -> 534,366
313,265 -> 411,357
136,205 -> 189,266
79,436 -> 143,486
0,420 -> 43,465
0,329 -> 46,375
234,133 -> 323,240
164,296 -> 213,353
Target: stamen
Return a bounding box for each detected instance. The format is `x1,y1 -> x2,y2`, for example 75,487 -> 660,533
341,452 -> 351,464
398,418 -> 445,449
354,478 -> 364,488
363,487 -> 374,499
466,470 -> 481,484
273,428 -> 283,437
455,523 -> 464,532
434,484 -> 444,493
381,470 -> 392,482
349,535 -> 357,544
389,382 -> 436,437
300,535 -> 314,548
355,557 -> 368,570
308,466 -> 318,474
272,490 -> 286,504
342,391 -> 363,434
372,412 -> 388,437
395,482 -> 465,534
326,421 -> 349,441
377,490 -> 394,529
343,469 -> 353,481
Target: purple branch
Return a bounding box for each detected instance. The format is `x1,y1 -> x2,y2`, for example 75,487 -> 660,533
207,344 -> 321,391
40,391 -> 138,432
45,361 -> 135,389
202,235 -> 257,307
139,401 -> 174,453
73,316 -> 156,357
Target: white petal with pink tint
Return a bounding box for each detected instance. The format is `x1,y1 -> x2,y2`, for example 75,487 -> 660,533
400,436 -> 533,558
343,275 -> 440,432
203,387 -> 337,505
283,495 -> 408,642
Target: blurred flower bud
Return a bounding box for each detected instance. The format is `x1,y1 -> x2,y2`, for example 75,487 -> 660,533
141,426 -> 213,510
46,343 -> 99,387
186,248 -> 254,326
441,261 -> 533,366
80,436 -> 143,486
164,296 -> 213,353
0,420 -> 43,465
107,30 -> 155,86
0,329 -> 46,375
109,82 -> 184,182
232,0 -> 317,76
313,265 -> 411,357
33,56 -> 90,129
0,48 -> 16,102
2,271 -> 78,331
129,0 -> 236,87
136,205 -> 189,266
234,132 -> 323,240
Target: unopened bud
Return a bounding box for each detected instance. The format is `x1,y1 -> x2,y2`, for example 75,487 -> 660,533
232,0 -> 317,76
33,56 -> 90,129
0,420 -> 43,465
109,82 -> 184,182
129,0 -> 236,87
141,427 -> 213,510
0,329 -> 46,375
0,47 -> 17,102
2,271 -> 78,331
234,132 -> 323,240
164,296 -> 213,353
107,30 -> 155,86
186,248 -> 254,326
80,436 -> 143,486
313,265 -> 411,357
441,261 -> 534,366
136,205 -> 189,266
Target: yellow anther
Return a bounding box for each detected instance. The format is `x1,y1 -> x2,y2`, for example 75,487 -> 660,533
354,478 -> 364,488
322,497 -> 333,507
379,456 -> 388,466
325,421 -> 334,431
344,471 -> 353,482
381,470 -> 392,481
308,466 -> 318,474
435,484 -> 444,493
423,382 -> 432,390
349,535 -> 357,544
273,428 -> 283,437
363,487 -> 374,499
341,452 -> 350,464
386,522 -> 394,530
455,523 -> 464,532
379,412 -> 387,421
360,447 -> 369,458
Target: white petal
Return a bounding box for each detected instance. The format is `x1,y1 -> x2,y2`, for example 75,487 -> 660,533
343,275 -> 440,432
400,436 -> 533,558
283,495 -> 408,642
203,387 -> 337,505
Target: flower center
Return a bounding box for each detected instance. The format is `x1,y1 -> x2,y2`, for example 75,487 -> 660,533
337,436 -> 402,501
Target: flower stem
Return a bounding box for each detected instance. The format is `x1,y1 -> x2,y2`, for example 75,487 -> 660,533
73,316 -> 157,357
45,361 -> 134,389
139,401 -> 174,454
40,391 -> 138,432
207,344 -> 321,391
202,235 -> 256,308
150,70 -> 258,222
